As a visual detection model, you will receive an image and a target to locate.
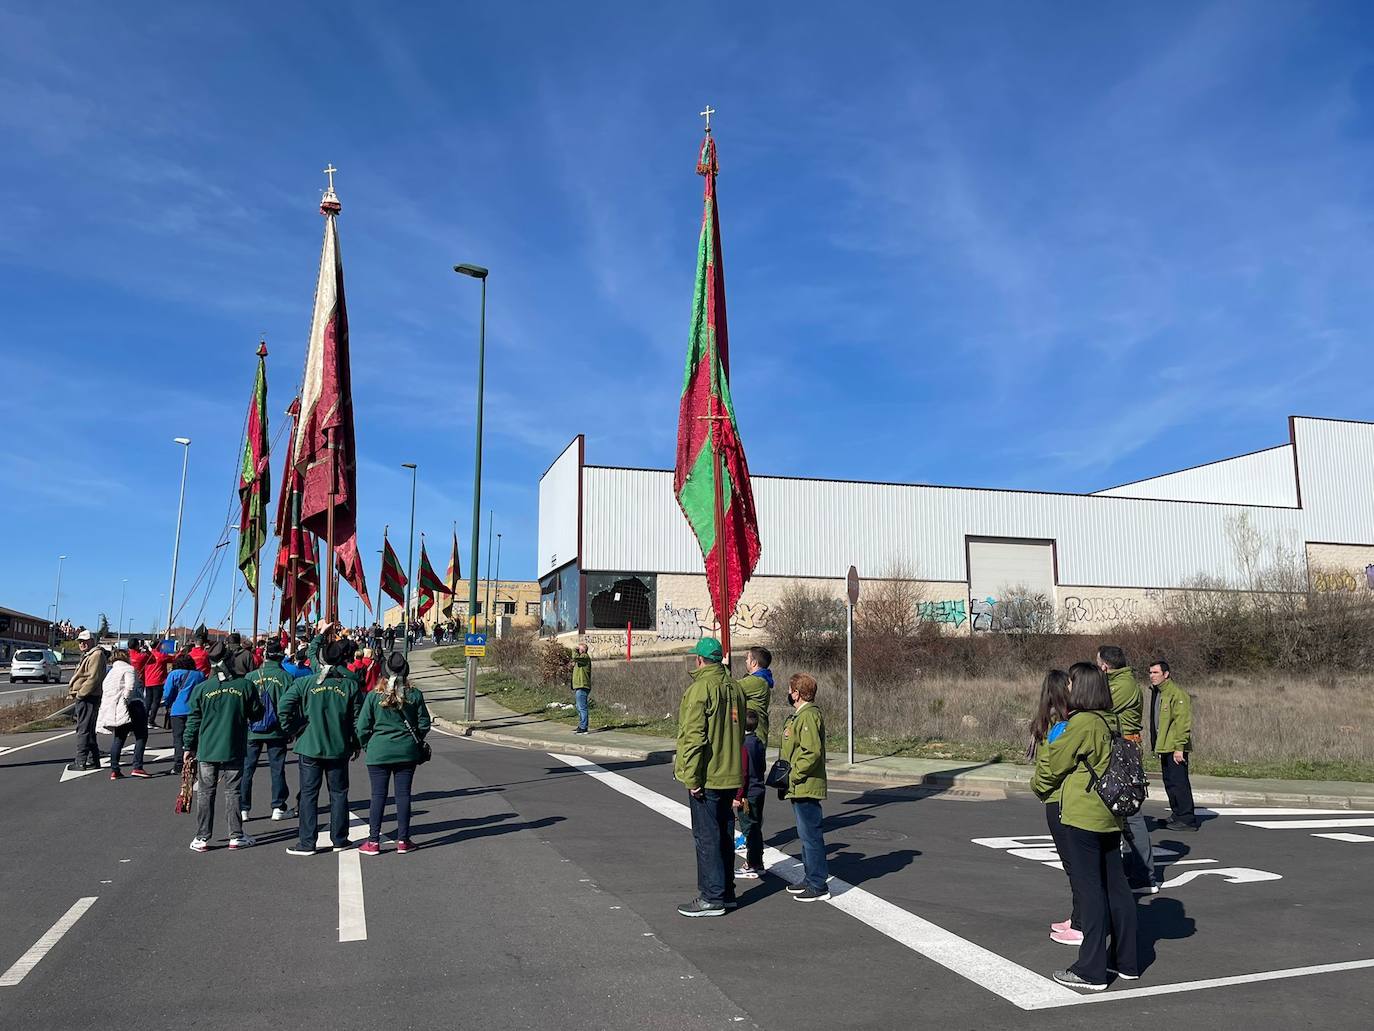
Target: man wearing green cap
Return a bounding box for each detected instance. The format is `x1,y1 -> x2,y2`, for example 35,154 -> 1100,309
675,637 -> 748,918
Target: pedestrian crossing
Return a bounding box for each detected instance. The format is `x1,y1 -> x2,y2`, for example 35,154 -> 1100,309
1202,807 -> 1374,846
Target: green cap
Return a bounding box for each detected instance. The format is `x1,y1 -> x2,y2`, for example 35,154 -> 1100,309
692,637 -> 723,661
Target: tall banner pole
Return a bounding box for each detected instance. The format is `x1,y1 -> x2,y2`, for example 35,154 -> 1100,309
325,425 -> 338,623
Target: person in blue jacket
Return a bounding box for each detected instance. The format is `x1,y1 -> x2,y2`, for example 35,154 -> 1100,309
162,655 -> 205,776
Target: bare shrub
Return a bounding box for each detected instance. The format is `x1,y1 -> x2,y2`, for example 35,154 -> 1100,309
539,639 -> 573,685
490,628 -> 535,673
768,583 -> 846,666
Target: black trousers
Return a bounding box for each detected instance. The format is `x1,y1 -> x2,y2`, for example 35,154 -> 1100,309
1059,824 -> 1139,984
1045,801 -> 1081,930
1160,752 -> 1197,825
73,697 -> 102,767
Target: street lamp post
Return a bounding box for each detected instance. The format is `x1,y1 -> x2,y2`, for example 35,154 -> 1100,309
454,262 -> 488,723
50,555 -> 66,646
401,462 -> 417,658
117,578 -> 128,646
165,437 -> 192,639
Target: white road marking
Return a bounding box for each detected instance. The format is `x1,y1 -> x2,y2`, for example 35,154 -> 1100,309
0,897 -> 97,987
1198,808 -> 1373,817
1161,868 -> 1281,888
0,731 -> 74,758
59,748 -> 174,782
1238,818 -> 1374,830
1312,832 -> 1374,843
1050,959 -> 1374,1008
552,753 -> 1079,1011
338,847 -> 367,942
555,754 -> 1372,1008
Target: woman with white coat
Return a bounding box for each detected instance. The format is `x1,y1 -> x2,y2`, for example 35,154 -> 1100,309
97,650 -> 149,780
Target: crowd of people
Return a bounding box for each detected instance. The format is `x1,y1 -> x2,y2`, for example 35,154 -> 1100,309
65,620 -> 432,855
651,636 -> 1195,993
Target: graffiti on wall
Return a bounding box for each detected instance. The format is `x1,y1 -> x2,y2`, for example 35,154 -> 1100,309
971,597 -> 997,632
917,599 -> 967,627
1311,566 -> 1374,594
1062,596 -> 1141,624
655,601 -> 773,641
584,632 -> 656,659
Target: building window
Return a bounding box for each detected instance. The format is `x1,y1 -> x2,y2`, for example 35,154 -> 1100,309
585,572 -> 656,630
499,601 -> 517,616
526,602 -> 540,617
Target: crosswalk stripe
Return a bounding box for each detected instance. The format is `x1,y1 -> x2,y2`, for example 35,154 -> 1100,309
0,897 -> 97,987
1237,819 -> 1374,830
1311,832 -> 1374,843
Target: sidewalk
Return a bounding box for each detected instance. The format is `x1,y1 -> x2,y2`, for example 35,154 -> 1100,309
409,649 -> 1374,808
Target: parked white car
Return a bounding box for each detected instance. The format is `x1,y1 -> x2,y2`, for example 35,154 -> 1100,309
9,649 -> 62,684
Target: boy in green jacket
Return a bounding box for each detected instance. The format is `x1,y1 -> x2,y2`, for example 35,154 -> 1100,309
278,639 -> 363,856
240,639 -> 297,823
781,672 -> 830,902
736,646 -> 775,743
1149,658 -> 1197,831
184,645 -> 264,852
674,637 -> 746,918
571,644 -> 592,734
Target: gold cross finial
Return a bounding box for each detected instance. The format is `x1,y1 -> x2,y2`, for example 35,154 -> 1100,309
700,105 -> 715,132
323,164 -> 338,191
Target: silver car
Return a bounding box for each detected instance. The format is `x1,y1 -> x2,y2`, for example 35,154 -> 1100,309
9,648 -> 61,684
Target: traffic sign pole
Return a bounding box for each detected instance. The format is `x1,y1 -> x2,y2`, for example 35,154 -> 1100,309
846,565 -> 859,766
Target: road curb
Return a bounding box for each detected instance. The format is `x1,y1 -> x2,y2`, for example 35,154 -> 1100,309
432,717 -> 1374,807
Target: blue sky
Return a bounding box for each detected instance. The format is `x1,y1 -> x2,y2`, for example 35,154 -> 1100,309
5,1 -> 1374,632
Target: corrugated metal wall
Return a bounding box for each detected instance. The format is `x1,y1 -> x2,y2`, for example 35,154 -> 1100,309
574,418 -> 1374,590
1093,445 -> 1297,507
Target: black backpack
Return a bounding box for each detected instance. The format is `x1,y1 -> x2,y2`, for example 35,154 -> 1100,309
1079,712 -> 1147,819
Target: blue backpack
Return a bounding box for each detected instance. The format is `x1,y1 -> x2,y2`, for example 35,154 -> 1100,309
248,673 -> 279,734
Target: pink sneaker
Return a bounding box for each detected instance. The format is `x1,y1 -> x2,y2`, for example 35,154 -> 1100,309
1050,928 -> 1084,946
359,840 -> 381,856
1050,919 -> 1073,933
396,839 -> 416,854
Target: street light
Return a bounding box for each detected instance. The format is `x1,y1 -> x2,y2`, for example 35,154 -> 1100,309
50,555 -> 66,646
453,262 -> 488,723
117,578 -> 128,645
165,437 -> 192,639
401,462 -> 417,658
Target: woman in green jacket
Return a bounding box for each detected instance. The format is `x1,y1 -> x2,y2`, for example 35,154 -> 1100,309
780,672 -> 830,903
355,652 -> 431,855
1030,669 -> 1080,945
1031,662 -> 1140,992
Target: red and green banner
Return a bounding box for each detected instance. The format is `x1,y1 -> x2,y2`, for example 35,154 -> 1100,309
415,536 -> 452,618
237,342 -> 271,593
673,131 -> 761,638
442,529 -> 461,618
380,535 -> 407,608
273,396 -> 318,623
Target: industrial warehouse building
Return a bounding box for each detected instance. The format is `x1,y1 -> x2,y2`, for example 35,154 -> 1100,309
537,417 -> 1374,653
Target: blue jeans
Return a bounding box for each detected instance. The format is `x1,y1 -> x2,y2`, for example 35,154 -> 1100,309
688,789 -> 736,905
791,799 -> 829,891
367,763 -> 416,843
241,740 -> 289,812
110,702 -> 148,773
574,689 -> 590,731
297,755 -> 350,851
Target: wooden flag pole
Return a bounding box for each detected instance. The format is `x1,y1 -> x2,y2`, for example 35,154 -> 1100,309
325,424 -> 338,623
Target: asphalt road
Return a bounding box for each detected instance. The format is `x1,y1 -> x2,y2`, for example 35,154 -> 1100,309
1,726 -> 1370,1029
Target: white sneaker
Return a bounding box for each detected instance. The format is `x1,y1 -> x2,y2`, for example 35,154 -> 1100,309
228,835 -> 256,850
271,807 -> 297,821
239,809 -> 250,822
189,837 -> 209,853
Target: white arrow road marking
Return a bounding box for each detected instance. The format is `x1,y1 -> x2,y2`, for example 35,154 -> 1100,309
1312,832 -> 1374,843
0,731 -> 75,758
1238,818 -> 1374,830
0,897 -> 97,987
60,748 -> 174,782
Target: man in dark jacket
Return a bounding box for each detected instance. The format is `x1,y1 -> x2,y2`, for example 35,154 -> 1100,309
240,640 -> 297,823
278,638 -> 363,856
184,645 -> 263,852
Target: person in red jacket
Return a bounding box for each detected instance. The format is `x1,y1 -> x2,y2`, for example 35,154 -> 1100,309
129,639 -> 150,678
189,634 -> 210,675
143,643 -> 172,729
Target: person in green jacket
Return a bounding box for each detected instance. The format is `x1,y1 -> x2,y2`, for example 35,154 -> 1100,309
736,645 -> 775,743
780,672 -> 830,902
1032,662 -> 1140,992
184,645 -> 264,853
571,644 -> 592,734
278,638 -> 363,856
1149,658 -> 1197,831
239,639 -> 296,823
674,637 -> 747,918
356,652 -> 431,855
1097,645 -> 1156,893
